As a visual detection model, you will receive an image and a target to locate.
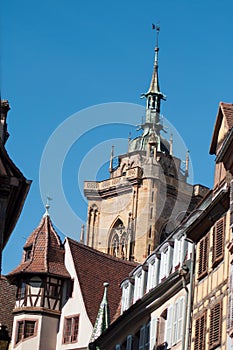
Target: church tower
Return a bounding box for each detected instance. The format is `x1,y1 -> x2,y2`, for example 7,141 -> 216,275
84,27 -> 208,263
7,205 -> 71,350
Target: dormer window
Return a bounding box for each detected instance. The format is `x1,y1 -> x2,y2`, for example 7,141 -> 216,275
24,246 -> 32,261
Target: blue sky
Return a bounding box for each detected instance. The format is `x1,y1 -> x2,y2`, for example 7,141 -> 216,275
1,0 -> 233,274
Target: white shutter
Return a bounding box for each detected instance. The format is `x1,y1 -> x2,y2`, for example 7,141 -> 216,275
181,238 -> 188,265
165,305 -> 173,348
139,326 -> 145,350
126,335 -> 133,350
159,252 -> 166,282
177,296 -> 185,341
166,246 -> 173,277
173,239 -> 180,270
172,300 -> 178,344
147,263 -> 153,292
150,318 -> 158,350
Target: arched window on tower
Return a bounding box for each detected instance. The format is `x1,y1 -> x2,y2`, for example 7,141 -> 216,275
108,219 -> 128,259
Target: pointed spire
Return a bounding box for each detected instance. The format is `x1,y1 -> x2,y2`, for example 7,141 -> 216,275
109,145 -> 114,173
169,133 -> 173,155
89,282 -> 110,342
185,150 -> 189,177
142,24 -> 166,122
80,224 -> 85,244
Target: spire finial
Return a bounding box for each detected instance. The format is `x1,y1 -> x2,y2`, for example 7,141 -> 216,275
152,23 -> 160,64
109,145 -> 114,173
44,196 -> 52,217
185,150 -> 189,177
80,224 -> 85,244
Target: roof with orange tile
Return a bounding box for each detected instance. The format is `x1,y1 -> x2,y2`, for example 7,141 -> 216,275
67,238 -> 137,325
8,214 -> 70,279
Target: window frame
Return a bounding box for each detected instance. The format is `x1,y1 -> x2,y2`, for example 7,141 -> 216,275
62,314 -> 80,344
15,319 -> 37,345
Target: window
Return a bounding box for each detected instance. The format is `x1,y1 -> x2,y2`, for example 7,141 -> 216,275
16,320 -> 37,344
63,315 -> 79,344
212,217 -> 225,267
17,280 -> 26,300
198,234 -> 209,279
194,312 -> 206,350
24,246 -> 32,261
209,302 -> 222,349
173,237 -> 189,271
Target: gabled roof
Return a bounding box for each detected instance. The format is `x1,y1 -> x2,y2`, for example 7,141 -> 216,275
0,276 -> 16,336
210,102 -> 233,155
8,214 -> 70,279
67,238 -> 137,325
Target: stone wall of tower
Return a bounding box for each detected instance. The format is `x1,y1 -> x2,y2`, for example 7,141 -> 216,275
84,151 -> 206,263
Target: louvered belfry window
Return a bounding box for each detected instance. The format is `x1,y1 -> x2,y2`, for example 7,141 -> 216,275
194,312 -> 206,350
212,217 -> 225,267
209,302 -> 222,349
198,234 -> 209,279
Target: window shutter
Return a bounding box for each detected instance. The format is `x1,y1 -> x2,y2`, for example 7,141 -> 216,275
150,318 -> 158,350
165,305 -> 173,348
173,239 -> 180,270
212,217 -> 225,267
144,323 -> 150,350
198,234 -> 209,279
209,302 -> 222,349
177,296 -> 185,341
181,238 -> 188,264
139,326 -> 145,350
159,252 -> 166,282
194,312 -> 206,350
166,245 -> 173,277
126,335 -> 133,350
147,262 -> 153,292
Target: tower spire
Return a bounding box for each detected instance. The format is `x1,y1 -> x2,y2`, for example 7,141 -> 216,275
141,24 -> 166,126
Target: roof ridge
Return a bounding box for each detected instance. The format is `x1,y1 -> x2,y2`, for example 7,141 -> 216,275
67,237 -> 137,267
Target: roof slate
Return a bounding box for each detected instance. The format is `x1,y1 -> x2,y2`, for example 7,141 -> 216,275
67,238 -> 137,325
8,214 -> 70,279
0,276 -> 16,336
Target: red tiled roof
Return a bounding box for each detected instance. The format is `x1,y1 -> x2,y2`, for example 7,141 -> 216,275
210,102 -> 233,155
8,214 -> 70,279
0,276 -> 16,336
67,238 -> 137,325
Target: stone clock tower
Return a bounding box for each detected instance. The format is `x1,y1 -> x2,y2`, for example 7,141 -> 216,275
84,28 -> 208,263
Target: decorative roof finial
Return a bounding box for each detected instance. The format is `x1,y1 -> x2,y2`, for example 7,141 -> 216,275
80,224 -> 85,244
109,145 -> 114,173
152,23 -> 160,64
44,196 -> 52,217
